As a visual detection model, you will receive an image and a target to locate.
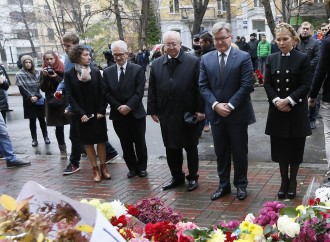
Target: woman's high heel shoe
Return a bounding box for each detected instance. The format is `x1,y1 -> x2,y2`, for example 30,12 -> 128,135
287,180 -> 297,199
93,166 -> 101,182
277,181 -> 288,199
100,164 -> 111,180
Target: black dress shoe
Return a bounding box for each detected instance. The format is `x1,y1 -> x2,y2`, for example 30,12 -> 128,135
32,139 -> 38,147
278,181 -> 288,199
162,179 -> 185,190
44,137 -> 51,144
211,187 -> 231,200
237,187 -> 247,200
187,180 -> 198,192
287,180 -> 297,199
138,171 -> 148,177
7,159 -> 31,168
127,171 -> 137,178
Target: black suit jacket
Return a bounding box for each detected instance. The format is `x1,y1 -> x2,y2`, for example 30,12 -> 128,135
103,62 -> 146,121
264,49 -> 311,137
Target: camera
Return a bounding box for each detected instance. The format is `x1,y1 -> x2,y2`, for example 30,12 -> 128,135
47,66 -> 55,75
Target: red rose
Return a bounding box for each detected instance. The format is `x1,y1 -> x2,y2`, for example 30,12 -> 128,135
54,91 -> 63,100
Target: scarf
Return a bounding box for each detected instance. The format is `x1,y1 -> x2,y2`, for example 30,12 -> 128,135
16,69 -> 41,97
75,64 -> 91,82
42,50 -> 64,74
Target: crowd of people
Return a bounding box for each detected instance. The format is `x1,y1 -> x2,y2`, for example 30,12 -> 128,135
0,18 -> 330,202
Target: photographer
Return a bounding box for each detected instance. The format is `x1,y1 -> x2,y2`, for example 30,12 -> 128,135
103,44 -> 115,67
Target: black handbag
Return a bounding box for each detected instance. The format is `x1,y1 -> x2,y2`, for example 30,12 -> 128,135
47,94 -> 65,108
184,112 -> 197,125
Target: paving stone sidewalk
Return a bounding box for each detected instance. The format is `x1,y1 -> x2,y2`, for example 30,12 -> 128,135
0,155 -> 327,227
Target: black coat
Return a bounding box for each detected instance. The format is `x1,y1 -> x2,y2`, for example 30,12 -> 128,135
264,49 -> 311,138
103,62 -> 146,121
0,81 -> 9,111
147,51 -> 204,149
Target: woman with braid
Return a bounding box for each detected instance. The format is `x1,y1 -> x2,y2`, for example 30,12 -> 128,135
264,23 -> 311,199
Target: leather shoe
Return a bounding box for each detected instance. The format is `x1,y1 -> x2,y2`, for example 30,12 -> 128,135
138,171 -> 148,177
187,180 -> 198,192
7,159 -> 31,168
162,179 -> 185,190
211,187 -> 231,200
127,171 -> 137,178
32,139 -> 38,147
237,188 -> 247,200
44,137 -> 51,144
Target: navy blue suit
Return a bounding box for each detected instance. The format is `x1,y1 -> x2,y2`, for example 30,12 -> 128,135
199,47 -> 255,189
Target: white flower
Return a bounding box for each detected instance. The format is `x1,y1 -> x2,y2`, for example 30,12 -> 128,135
277,215 -> 300,238
110,200 -> 127,218
315,187 -> 330,203
244,213 -> 255,223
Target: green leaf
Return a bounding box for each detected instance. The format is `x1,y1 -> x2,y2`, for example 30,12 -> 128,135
280,207 -> 299,217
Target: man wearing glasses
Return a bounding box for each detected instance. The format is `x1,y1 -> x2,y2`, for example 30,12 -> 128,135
147,30 -> 205,192
103,40 -> 148,179
199,22 -> 255,201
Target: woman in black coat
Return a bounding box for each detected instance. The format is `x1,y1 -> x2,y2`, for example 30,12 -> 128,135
40,51 -> 71,159
264,23 -> 311,200
16,55 -> 49,147
65,45 -> 110,182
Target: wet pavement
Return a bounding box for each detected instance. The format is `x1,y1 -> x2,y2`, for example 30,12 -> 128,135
0,85 -> 329,227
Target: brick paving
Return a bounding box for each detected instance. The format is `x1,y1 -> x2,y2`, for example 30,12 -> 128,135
0,154 -> 327,227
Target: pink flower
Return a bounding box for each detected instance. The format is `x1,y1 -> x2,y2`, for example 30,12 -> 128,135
176,222 -> 198,242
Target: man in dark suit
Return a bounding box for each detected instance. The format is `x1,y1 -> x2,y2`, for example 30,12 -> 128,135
103,40 -> 148,178
147,30 -> 205,192
199,22 -> 255,201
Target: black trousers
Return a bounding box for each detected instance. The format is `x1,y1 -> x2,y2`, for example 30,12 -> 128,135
113,116 -> 148,172
211,122 -> 248,189
165,146 -> 199,181
29,117 -> 48,139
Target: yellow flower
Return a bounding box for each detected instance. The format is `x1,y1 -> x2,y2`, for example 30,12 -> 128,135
239,221 -> 250,232
207,229 -> 226,242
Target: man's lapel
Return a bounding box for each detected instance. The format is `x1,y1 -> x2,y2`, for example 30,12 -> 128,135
223,48 -> 238,82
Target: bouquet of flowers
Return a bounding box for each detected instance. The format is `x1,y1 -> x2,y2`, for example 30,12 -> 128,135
255,69 -> 264,85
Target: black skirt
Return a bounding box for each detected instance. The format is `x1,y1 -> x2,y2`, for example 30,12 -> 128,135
79,116 -> 108,145
270,136 -> 306,163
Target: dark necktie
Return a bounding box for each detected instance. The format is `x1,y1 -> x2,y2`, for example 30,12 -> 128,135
119,66 -> 125,82
219,53 -> 226,83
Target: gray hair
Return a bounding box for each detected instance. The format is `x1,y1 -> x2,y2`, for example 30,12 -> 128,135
162,30 -> 182,43
111,40 -> 128,52
212,22 -> 232,35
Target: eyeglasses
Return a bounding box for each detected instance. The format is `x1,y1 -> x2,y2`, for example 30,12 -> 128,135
214,35 -> 231,42
164,43 -> 178,48
113,53 -> 126,58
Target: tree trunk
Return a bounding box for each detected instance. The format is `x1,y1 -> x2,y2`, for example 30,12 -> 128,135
261,0 -> 276,39
114,0 -> 124,40
139,0 -> 149,46
0,41 -> 7,67
192,0 -> 210,35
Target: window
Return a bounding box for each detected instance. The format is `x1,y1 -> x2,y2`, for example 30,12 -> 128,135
8,0 -> 33,5
48,28 -> 55,41
291,0 -> 300,7
10,11 -> 36,23
314,0 -> 323,3
84,5 -> 91,15
252,20 -> 265,32
217,0 -> 225,13
169,0 -> 179,14
254,0 -> 263,7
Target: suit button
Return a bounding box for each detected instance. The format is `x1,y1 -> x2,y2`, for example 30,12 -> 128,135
286,79 -> 289,82
277,88 -> 280,91
299,99 -> 302,102
277,79 -> 280,83
286,88 -> 289,91
277,71 -> 280,74
286,70 -> 289,73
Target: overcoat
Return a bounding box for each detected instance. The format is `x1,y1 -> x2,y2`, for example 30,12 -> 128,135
147,50 -> 204,149
264,49 -> 312,138
40,72 -> 70,126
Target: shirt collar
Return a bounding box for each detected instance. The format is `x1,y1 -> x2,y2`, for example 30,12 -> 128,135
218,46 -> 232,57
117,62 -> 128,70
281,47 -> 293,56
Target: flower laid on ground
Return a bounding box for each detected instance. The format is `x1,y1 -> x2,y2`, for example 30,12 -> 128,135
315,187 -> 330,204
0,194 -> 92,241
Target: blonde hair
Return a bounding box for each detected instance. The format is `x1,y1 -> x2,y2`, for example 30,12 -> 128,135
275,22 -> 301,45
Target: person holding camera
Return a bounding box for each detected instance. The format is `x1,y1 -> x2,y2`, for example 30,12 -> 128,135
103,44 -> 116,67
16,55 -> 50,147
40,51 -> 71,159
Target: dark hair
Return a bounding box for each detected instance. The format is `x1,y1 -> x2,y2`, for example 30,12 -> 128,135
68,45 -> 90,63
250,33 -> 257,37
200,32 -> 213,44
62,33 -> 79,45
